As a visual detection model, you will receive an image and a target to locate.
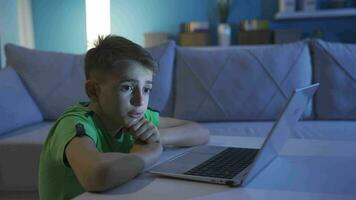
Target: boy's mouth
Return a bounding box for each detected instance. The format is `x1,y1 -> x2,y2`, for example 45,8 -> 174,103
128,111 -> 143,119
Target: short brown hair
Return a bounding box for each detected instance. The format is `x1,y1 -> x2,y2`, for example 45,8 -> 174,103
84,35 -> 158,80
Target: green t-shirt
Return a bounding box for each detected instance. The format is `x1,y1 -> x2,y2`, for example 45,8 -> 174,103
38,102 -> 160,200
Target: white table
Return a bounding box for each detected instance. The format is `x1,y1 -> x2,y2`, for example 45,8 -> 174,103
74,135 -> 356,200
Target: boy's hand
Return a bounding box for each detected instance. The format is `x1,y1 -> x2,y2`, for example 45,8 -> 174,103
130,142 -> 163,168
128,118 -> 160,144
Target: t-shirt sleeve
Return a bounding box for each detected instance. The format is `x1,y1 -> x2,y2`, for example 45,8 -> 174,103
50,116 -> 98,167
144,108 -> 160,126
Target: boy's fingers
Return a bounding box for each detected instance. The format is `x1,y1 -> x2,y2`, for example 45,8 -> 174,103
147,133 -> 160,143
140,126 -> 160,142
140,128 -> 155,141
134,122 -> 152,139
130,120 -> 160,143
127,117 -> 145,129
131,118 -> 146,132
131,120 -> 151,138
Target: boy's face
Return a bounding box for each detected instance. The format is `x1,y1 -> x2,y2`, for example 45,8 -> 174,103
95,62 -> 153,130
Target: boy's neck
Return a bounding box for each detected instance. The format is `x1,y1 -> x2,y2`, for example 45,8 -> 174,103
88,102 -> 123,137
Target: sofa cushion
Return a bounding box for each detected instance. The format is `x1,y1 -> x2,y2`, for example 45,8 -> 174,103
5,44 -> 88,120
174,41 -> 313,121
0,122 -> 53,191
0,67 -> 43,135
5,41 -> 176,120
310,39 -> 356,120
147,41 -> 176,116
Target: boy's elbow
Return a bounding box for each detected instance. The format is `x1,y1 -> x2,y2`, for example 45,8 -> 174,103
197,124 -> 210,145
81,163 -> 112,192
186,122 -> 210,146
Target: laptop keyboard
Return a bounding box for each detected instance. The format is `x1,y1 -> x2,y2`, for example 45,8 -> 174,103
184,147 -> 259,179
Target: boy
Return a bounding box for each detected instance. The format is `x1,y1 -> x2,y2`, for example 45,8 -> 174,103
38,35 -> 209,200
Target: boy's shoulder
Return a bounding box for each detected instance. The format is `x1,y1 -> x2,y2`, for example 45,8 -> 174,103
41,102 -> 92,153
60,102 -> 92,118
47,102 -> 97,143
54,102 -> 95,128
146,107 -> 159,113
145,107 -> 160,126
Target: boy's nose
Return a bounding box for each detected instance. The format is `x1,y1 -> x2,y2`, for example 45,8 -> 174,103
131,89 -> 144,107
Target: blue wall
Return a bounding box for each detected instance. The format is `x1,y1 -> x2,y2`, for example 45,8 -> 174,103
110,0 -> 270,45
19,0 -> 356,54
0,0 -> 20,67
31,0 -> 87,53
111,0 -> 216,45
110,0 -> 356,45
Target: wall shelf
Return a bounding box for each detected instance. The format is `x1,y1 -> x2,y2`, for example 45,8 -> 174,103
275,8 -> 356,20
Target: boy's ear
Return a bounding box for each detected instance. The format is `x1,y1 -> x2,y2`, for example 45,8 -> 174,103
85,80 -> 100,102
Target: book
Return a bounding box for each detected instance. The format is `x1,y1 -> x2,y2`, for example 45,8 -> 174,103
239,20 -> 269,31
180,21 -> 209,33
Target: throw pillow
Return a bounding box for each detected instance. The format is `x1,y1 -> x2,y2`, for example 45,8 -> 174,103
0,67 -> 43,135
5,44 -> 88,120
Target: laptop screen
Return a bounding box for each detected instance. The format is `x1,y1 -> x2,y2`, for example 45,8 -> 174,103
242,83 -> 319,186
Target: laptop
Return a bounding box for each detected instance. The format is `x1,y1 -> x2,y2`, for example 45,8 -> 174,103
150,83 -> 320,187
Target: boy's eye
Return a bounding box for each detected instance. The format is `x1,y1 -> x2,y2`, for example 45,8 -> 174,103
120,85 -> 133,92
143,87 -> 152,94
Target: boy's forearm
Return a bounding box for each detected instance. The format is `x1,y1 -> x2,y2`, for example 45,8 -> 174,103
159,122 -> 209,146
88,142 -> 162,191
88,153 -> 144,192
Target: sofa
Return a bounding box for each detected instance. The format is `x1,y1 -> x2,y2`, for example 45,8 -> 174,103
1,39 -> 356,199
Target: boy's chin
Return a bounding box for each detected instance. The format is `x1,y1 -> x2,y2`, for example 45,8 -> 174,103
123,118 -> 140,128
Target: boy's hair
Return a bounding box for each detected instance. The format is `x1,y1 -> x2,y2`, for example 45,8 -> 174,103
84,35 -> 158,80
